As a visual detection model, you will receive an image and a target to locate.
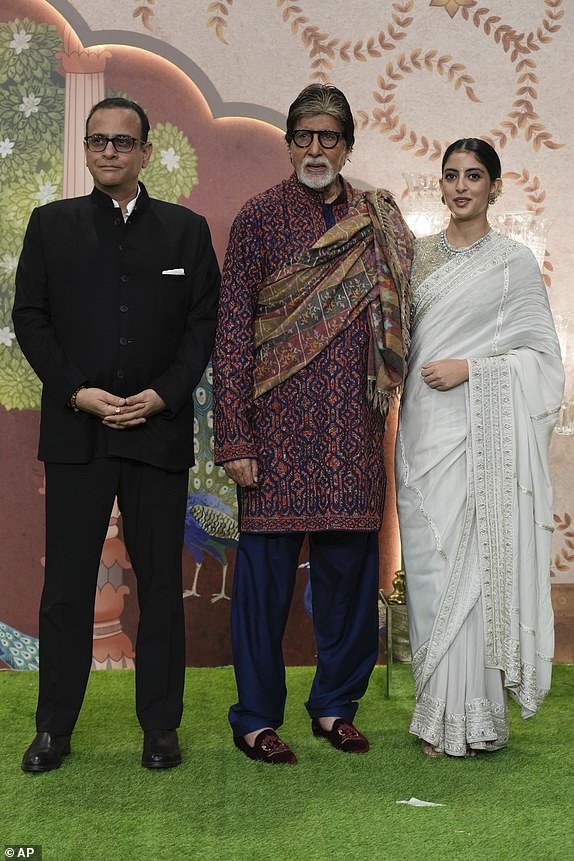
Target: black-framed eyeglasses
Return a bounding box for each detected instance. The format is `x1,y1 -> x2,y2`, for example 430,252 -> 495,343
84,134 -> 147,153
291,129 -> 344,149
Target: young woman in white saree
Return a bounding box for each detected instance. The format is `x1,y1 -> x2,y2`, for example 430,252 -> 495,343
396,139 -> 564,757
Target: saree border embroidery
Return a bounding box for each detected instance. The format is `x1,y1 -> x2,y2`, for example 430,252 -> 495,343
492,260 -> 510,353
469,354 -> 514,669
410,691 -> 509,756
530,405 -> 561,421
470,356 -> 552,714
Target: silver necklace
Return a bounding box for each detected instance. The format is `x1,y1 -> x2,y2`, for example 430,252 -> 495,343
440,229 -> 492,255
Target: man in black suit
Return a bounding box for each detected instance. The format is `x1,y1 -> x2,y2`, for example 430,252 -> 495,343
13,97 -> 220,772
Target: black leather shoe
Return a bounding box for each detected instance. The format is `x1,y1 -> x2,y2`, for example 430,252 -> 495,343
21,732 -> 71,773
142,729 -> 181,769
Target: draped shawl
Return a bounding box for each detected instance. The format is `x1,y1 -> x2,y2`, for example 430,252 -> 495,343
252,189 -> 413,411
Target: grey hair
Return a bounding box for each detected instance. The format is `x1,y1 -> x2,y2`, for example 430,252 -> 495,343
285,84 -> 354,150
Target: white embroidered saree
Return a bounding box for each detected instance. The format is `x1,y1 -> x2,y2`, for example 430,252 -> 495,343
396,231 -> 564,756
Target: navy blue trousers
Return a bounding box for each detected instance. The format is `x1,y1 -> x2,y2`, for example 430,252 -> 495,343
228,530 -> 380,737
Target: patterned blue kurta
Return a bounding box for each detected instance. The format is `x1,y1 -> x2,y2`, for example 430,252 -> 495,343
213,173 -> 386,532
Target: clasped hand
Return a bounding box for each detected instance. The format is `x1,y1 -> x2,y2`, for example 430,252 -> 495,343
421,359 -> 469,391
74,387 -> 166,429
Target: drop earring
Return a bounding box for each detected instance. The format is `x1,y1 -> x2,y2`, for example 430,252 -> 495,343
489,186 -> 503,205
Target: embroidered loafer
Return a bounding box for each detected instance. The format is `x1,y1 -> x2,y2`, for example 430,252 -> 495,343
21,732 -> 71,773
142,729 -> 182,769
311,718 -> 369,753
234,729 -> 297,764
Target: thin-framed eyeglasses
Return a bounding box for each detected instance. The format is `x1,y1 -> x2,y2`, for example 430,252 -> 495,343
84,134 -> 147,153
291,129 -> 344,149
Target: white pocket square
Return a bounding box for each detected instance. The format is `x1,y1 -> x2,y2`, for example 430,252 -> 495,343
162,268 -> 185,275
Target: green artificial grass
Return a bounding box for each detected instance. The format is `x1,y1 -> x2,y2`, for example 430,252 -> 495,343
1,665 -> 573,861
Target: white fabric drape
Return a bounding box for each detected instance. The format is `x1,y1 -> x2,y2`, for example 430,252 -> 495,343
396,231 -> 564,755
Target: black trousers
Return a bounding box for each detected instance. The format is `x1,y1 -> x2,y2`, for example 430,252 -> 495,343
37,458 -> 188,735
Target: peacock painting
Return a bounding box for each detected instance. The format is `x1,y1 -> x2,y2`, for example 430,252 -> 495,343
0,621 -> 39,670
184,364 -> 239,602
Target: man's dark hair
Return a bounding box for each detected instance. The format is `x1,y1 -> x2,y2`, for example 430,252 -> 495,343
85,97 -> 150,142
285,84 -> 355,150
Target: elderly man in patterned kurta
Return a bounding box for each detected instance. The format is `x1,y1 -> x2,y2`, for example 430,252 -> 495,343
213,84 -> 413,764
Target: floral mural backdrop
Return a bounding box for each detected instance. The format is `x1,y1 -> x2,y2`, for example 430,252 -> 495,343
0,19 -> 203,411
1,0 -> 573,668
0,0 -> 304,671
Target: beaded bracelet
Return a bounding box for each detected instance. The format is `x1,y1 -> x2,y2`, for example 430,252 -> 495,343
69,385 -> 85,412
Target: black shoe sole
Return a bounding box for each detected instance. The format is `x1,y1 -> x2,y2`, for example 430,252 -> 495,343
141,757 -> 182,769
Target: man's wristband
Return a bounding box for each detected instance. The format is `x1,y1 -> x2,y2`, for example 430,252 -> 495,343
69,385 -> 85,412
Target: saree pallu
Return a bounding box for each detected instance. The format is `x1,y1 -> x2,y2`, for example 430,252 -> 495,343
396,231 -> 564,755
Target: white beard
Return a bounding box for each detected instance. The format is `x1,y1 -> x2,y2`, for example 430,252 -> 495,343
296,157 -> 337,190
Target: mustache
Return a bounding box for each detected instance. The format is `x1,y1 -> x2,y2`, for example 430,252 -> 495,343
302,156 -> 331,169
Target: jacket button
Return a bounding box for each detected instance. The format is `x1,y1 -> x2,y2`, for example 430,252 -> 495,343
120,274 -> 129,283
116,369 -> 125,379
119,337 -> 128,345
119,305 -> 128,313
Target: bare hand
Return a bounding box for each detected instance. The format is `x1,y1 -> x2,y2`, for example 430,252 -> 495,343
74,387 -> 127,420
421,359 -> 469,391
223,458 -> 259,488
101,389 -> 166,430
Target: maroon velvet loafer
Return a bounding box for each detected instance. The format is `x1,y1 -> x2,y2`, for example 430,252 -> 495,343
234,729 -> 297,764
311,718 -> 369,753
